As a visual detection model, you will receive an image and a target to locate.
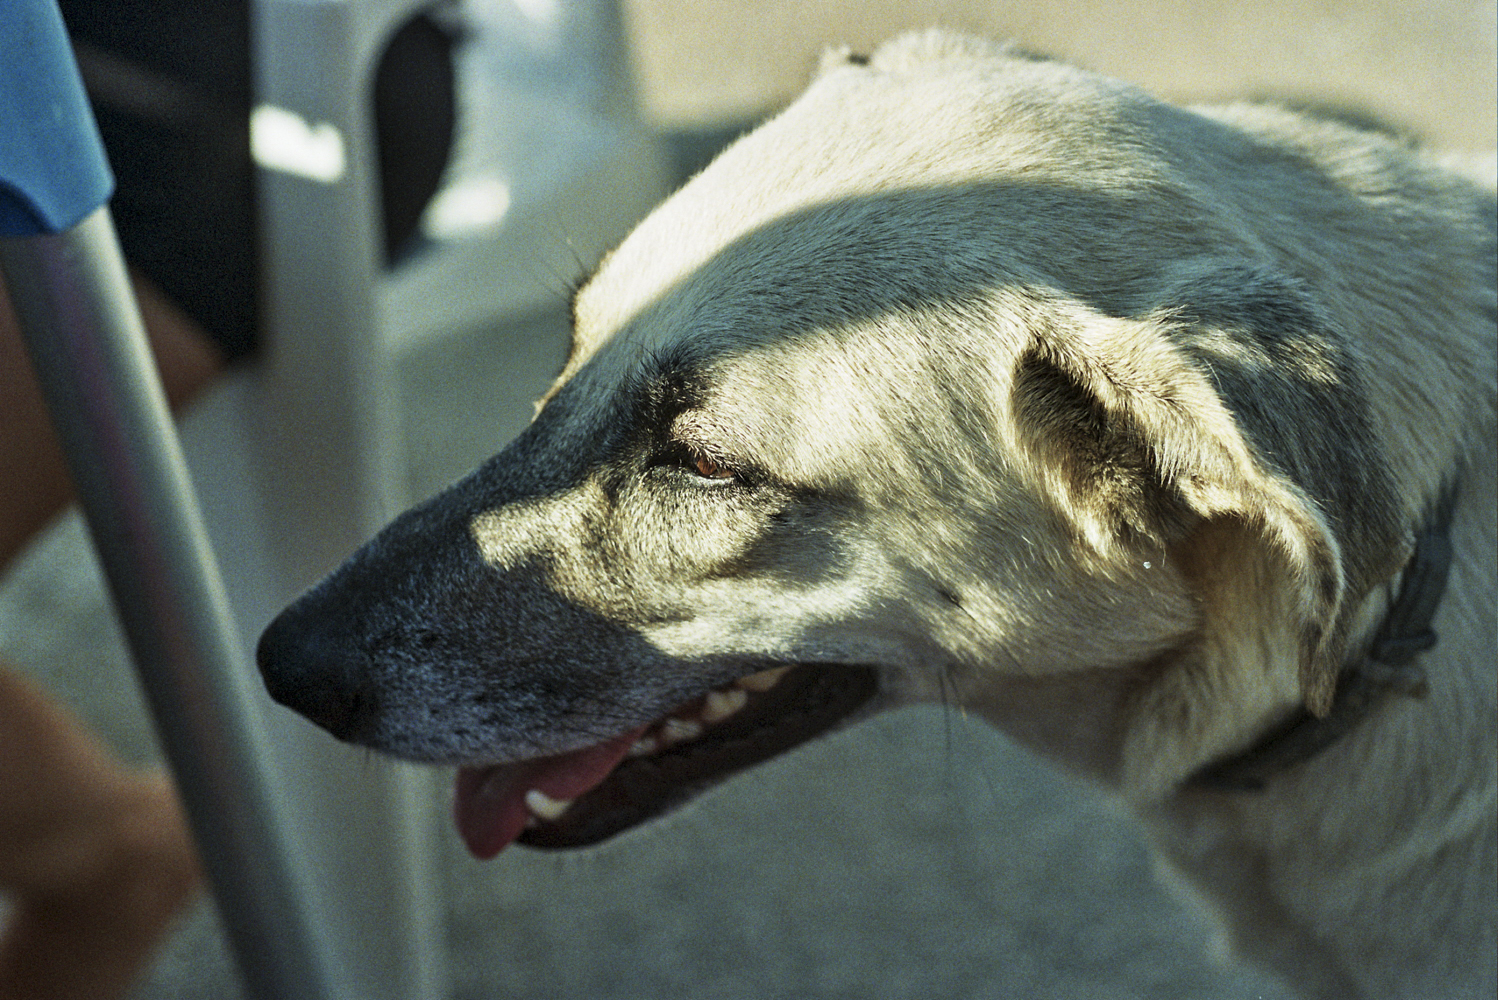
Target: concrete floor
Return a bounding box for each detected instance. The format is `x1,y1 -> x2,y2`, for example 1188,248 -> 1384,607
1,1 -> 1490,998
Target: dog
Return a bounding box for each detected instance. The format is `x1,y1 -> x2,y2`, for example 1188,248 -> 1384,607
257,30 -> 1496,1000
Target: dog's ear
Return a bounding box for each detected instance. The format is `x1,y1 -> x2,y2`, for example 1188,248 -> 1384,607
1012,272 -> 1402,716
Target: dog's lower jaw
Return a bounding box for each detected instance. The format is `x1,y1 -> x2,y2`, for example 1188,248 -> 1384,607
454,664 -> 880,857
954,660 -> 1156,790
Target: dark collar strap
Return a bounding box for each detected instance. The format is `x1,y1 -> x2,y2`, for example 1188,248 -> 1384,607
1187,484 -> 1458,793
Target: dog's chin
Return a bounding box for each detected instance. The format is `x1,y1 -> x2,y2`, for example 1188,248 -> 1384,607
452,664 -> 880,859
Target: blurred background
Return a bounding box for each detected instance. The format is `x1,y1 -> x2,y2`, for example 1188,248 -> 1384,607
629,0 -> 1494,149
2,1 -> 1492,997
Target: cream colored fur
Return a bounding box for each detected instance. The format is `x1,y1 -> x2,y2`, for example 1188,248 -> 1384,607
260,28 -> 1495,999
570,31 -> 1496,997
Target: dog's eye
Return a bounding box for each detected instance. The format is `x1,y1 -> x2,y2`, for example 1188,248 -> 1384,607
690,453 -> 734,481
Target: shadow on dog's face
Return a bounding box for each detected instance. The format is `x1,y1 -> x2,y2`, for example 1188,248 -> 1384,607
256,191 -> 1136,854
258,32 -> 1412,857
259,189 -> 1188,855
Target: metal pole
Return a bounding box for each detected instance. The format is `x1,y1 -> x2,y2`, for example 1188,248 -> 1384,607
0,1 -> 341,995
0,209 -> 340,1000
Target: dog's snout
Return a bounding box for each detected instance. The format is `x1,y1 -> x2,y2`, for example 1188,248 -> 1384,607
257,604 -> 376,742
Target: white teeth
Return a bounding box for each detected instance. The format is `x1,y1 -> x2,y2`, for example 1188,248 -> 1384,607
524,788 -> 573,822
701,687 -> 748,722
624,668 -> 789,761
660,717 -> 704,745
735,666 -> 792,692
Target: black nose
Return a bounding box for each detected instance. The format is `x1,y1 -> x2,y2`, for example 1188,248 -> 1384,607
256,601 -> 376,742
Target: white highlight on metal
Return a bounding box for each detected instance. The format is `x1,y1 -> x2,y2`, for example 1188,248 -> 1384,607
421,176 -> 513,240
511,0 -> 562,26
250,105 -> 347,184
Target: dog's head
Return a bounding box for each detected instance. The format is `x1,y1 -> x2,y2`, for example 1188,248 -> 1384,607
259,31 -> 1477,855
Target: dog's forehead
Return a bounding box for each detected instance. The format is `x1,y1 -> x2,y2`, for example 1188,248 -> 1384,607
571,44 -> 1172,365
549,276 -> 1059,498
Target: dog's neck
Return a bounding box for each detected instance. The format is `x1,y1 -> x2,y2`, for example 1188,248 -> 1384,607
1186,483 -> 1460,792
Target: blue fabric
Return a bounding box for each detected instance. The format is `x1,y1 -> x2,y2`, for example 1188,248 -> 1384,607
0,0 -> 113,236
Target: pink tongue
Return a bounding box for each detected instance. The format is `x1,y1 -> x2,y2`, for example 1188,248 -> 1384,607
453,726 -> 648,860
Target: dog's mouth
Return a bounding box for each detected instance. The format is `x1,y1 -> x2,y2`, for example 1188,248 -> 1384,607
452,663 -> 879,858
